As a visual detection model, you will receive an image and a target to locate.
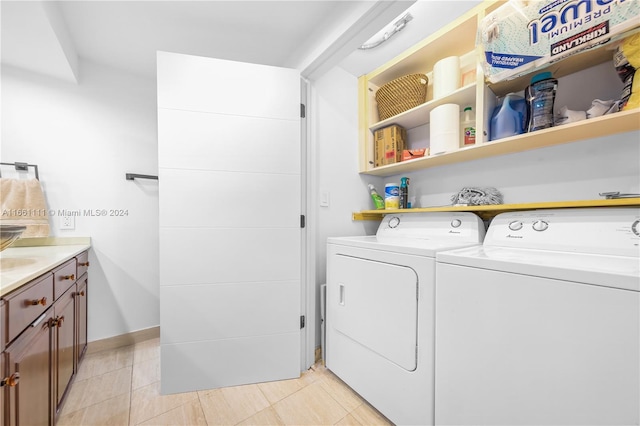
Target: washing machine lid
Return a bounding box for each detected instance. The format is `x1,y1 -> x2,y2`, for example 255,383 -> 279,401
327,235 -> 481,257
327,212 -> 486,256
483,208 -> 640,257
437,245 -> 640,292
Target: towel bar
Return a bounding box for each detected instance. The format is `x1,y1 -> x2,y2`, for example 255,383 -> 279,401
0,162 -> 39,180
126,173 -> 158,181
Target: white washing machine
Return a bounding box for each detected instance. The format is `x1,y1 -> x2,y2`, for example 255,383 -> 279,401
435,207 -> 640,425
326,212 -> 486,425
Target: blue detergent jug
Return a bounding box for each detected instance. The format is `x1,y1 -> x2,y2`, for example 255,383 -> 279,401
490,93 -> 527,141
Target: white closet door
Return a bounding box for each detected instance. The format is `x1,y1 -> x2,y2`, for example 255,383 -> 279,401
157,51 -> 301,394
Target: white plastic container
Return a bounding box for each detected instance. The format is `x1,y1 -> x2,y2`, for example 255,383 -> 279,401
384,183 -> 400,209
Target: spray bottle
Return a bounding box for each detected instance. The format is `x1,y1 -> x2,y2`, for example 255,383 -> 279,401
400,177 -> 410,209
367,184 -> 385,210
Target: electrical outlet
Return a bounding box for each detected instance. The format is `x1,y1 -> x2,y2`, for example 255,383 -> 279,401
60,216 -> 75,230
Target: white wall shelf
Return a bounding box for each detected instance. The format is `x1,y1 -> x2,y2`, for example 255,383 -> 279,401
360,108 -> 639,176
369,83 -> 476,133
357,0 -> 639,178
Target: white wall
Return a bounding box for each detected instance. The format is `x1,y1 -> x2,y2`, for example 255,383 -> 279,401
395,134 -> 640,211
312,65 -> 381,343
1,60 -> 159,342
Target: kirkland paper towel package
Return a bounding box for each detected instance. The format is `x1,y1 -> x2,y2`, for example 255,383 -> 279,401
479,0 -> 640,84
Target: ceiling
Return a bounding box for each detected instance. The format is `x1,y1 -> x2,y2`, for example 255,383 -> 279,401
0,1 -> 481,83
339,0 -> 482,77
56,1 -> 368,77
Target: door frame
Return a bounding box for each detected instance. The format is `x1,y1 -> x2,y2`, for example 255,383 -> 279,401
299,0 -> 416,370
301,77 -> 316,370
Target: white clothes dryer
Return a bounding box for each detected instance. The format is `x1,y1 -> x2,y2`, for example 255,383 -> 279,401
435,207 -> 640,425
326,212 -> 486,425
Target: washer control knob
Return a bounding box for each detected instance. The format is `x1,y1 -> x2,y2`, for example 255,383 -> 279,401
532,220 -> 549,232
632,219 -> 640,237
508,221 -> 523,231
388,217 -> 400,228
451,219 -> 462,228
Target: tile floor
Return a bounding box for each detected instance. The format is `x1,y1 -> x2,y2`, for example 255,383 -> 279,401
57,338 -> 393,425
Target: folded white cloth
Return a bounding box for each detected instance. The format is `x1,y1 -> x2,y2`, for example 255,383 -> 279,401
587,99 -> 619,118
556,105 -> 587,125
0,178 -> 50,238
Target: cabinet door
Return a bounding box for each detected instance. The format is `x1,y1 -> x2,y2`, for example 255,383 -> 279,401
5,309 -> 53,426
1,351 -> 5,426
1,299 -> 6,352
75,275 -> 88,365
54,287 -> 75,413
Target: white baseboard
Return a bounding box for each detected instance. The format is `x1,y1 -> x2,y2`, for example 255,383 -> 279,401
87,326 -> 159,354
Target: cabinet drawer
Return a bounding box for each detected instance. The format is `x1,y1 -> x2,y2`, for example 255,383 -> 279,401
53,259 -> 77,300
4,273 -> 54,345
76,251 -> 90,277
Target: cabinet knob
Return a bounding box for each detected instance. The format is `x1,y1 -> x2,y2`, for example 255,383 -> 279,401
79,261 -> 90,267
56,316 -> 65,328
75,291 -> 85,297
62,274 -> 75,281
1,373 -> 20,387
28,297 -> 47,307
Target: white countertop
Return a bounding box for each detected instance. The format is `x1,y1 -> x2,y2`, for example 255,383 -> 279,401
0,237 -> 91,297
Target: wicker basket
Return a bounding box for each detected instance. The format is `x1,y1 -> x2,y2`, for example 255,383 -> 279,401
375,74 -> 428,121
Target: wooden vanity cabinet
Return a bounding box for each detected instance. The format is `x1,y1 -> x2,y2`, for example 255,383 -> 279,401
1,249 -> 90,425
52,260 -> 76,301
5,274 -> 53,346
4,308 -> 55,426
0,352 -> 4,426
1,300 -> 5,426
53,287 -> 75,413
75,274 -> 88,366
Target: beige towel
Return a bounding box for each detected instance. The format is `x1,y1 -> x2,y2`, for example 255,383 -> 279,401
0,178 -> 50,238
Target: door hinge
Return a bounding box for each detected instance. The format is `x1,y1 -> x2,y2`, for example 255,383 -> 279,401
300,214 -> 306,228
300,315 -> 305,329
300,103 -> 306,118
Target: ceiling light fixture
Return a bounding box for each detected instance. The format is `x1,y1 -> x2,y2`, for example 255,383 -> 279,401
359,12 -> 413,50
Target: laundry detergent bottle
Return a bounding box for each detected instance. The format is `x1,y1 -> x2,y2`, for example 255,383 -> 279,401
490,93 -> 524,141
525,71 -> 558,132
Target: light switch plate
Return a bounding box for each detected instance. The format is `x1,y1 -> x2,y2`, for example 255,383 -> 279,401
320,190 -> 330,207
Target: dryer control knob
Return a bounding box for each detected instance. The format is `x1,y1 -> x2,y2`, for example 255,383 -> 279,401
388,217 -> 400,228
632,219 -> 640,237
532,220 -> 549,232
451,219 -> 462,228
508,221 -> 523,231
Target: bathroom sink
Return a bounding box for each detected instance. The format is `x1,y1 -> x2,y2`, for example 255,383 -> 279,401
0,225 -> 26,252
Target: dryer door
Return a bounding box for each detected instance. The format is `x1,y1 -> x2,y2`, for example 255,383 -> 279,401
331,254 -> 418,371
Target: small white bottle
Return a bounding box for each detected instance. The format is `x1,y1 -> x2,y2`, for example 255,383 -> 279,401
461,106 -> 476,146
